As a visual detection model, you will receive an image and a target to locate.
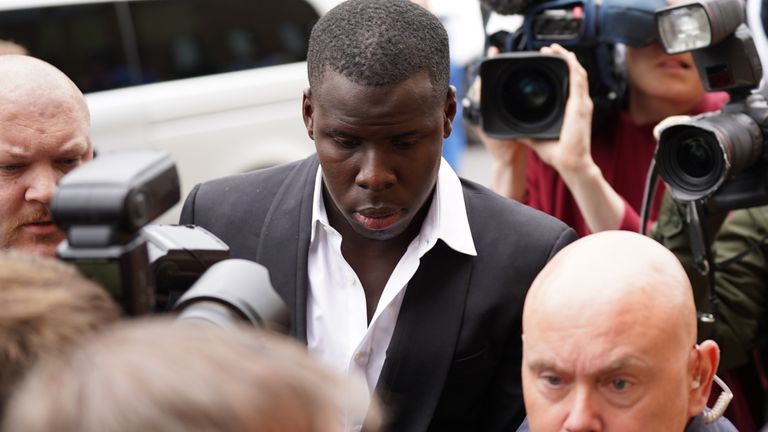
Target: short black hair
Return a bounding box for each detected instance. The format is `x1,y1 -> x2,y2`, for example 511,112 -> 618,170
307,0 -> 450,97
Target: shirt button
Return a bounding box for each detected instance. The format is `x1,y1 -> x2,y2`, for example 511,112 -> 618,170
354,352 -> 369,365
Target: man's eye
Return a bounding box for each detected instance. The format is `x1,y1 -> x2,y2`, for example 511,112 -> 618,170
0,164 -> 24,173
541,374 -> 563,388
607,378 -> 631,392
394,140 -> 416,149
332,137 -> 358,148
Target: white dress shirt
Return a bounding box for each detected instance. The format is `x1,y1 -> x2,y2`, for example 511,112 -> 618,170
306,158 -> 477,424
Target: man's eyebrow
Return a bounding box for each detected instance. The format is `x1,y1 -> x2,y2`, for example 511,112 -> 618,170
527,359 -> 560,373
1,140 -> 90,159
599,357 -> 651,374
323,128 -> 360,138
55,140 -> 90,155
526,357 -> 651,375
389,130 -> 421,140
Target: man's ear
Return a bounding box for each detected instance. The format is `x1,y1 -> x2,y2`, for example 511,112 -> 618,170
687,340 -> 720,417
443,85 -> 457,139
302,88 -> 315,141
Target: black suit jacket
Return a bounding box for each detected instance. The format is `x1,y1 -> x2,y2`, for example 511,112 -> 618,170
180,155 -> 577,432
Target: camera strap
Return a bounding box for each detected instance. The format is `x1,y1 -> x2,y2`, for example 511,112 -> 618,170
686,200 -> 719,324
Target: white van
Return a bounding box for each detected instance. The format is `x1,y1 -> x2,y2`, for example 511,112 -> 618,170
0,0 -> 340,222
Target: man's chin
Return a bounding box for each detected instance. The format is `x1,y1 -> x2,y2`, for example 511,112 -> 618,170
10,233 -> 66,257
350,218 -> 409,241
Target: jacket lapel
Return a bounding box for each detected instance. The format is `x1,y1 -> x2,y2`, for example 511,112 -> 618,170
374,242 -> 473,431
256,155 -> 318,343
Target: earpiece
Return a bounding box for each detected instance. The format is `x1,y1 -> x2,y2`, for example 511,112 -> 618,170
702,375 -> 733,424
691,377 -> 701,389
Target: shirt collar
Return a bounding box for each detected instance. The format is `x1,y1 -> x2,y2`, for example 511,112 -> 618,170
310,157 -> 476,256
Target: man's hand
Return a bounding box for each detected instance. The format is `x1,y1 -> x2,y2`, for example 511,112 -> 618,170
471,46 -> 530,200
518,44 -> 595,177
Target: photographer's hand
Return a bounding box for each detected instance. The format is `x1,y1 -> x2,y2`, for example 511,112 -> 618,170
472,46 -> 529,201
521,44 -> 626,233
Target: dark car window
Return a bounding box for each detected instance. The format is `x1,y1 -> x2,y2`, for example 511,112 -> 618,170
129,0 -> 319,82
0,3 -> 128,92
0,0 -> 320,93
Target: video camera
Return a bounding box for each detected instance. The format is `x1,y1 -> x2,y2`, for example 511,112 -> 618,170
51,150 -> 230,315
474,0 -> 666,139
654,0 -> 767,212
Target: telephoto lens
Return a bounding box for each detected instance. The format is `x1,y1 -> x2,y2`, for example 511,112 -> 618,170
656,112 -> 763,202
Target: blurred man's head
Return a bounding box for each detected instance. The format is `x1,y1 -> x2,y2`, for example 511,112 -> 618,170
0,250 -> 119,417
303,0 -> 455,243
3,319 -> 377,432
0,40 -> 27,56
522,231 -> 719,432
0,55 -> 92,257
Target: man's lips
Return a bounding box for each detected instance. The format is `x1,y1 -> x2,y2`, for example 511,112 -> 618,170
21,220 -> 60,235
354,208 -> 403,230
657,59 -> 692,71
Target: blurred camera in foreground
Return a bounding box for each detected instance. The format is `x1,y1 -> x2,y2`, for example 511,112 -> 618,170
51,151 -> 229,315
654,0 -> 767,210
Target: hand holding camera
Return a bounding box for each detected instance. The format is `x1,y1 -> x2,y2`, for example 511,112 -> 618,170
515,43 -> 595,176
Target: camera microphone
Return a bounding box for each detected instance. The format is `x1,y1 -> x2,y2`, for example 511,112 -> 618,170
175,259 -> 289,332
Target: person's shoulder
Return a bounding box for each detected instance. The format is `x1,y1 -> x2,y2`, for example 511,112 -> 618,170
460,178 -> 574,241
195,157 -> 312,196
685,414 -> 739,432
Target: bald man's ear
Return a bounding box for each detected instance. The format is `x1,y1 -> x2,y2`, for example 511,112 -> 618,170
687,340 -> 720,418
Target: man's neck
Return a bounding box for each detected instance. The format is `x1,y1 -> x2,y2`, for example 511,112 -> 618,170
323,189 -> 432,322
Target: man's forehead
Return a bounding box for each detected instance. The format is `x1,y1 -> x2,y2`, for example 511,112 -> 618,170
0,138 -> 90,159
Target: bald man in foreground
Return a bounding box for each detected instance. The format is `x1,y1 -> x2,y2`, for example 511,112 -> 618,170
518,231 -> 736,432
0,55 -> 93,257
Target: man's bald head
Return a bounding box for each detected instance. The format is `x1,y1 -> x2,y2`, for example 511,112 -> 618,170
0,55 -> 92,257
521,231 -> 720,432
0,55 -> 89,123
524,230 -> 697,346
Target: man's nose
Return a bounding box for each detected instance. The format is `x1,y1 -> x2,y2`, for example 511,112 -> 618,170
562,388 -> 602,432
355,149 -> 396,192
24,165 -> 59,205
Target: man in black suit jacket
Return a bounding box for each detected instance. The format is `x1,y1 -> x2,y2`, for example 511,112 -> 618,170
180,0 -> 576,430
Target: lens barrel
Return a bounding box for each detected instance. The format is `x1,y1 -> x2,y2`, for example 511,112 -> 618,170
656,112 -> 762,201
480,52 -> 568,139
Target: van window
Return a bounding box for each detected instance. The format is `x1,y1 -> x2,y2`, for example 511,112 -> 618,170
0,0 -> 320,93
129,0 -> 318,82
0,3 -> 128,92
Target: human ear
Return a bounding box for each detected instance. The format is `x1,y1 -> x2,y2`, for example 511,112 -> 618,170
443,86 -> 457,139
687,340 -> 720,417
302,88 -> 315,141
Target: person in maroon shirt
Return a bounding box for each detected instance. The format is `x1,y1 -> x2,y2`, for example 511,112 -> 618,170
479,39 -> 728,237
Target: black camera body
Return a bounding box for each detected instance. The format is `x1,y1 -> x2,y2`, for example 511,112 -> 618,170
654,0 -> 768,211
476,0 -> 666,139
